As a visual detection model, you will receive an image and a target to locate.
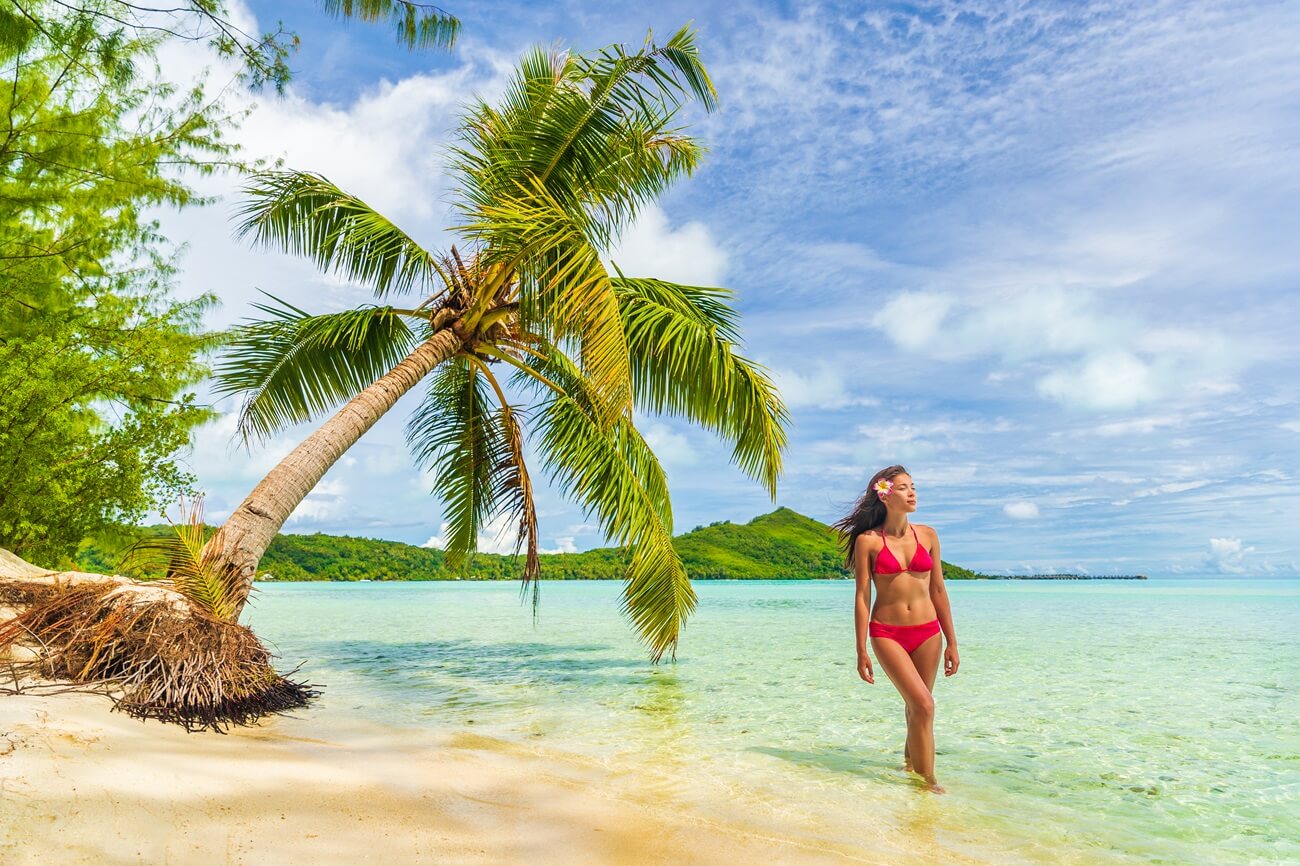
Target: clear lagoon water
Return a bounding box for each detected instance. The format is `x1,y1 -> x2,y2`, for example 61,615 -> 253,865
245,577 -> 1299,865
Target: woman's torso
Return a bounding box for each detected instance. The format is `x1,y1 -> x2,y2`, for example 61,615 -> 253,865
870,525 -> 938,626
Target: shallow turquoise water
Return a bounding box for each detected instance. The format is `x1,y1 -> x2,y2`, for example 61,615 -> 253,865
245,578 -> 1299,865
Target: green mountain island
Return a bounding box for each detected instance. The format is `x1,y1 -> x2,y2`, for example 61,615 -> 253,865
75,507 -> 1145,581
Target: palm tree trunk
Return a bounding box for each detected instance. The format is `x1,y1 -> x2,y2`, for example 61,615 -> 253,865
206,328 -> 464,616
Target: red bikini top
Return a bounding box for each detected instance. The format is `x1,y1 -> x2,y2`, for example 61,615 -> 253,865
875,524 -> 933,575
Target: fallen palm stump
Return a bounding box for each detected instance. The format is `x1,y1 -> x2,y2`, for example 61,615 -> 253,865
0,549 -> 317,732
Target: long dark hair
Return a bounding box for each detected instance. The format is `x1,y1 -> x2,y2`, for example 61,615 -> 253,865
832,464 -> 909,569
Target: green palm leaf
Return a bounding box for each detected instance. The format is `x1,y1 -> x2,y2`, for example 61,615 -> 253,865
236,170 -> 445,298
118,497 -> 247,622
452,26 -> 716,231
449,26 -> 718,430
212,292 -> 419,444
516,349 -> 693,662
473,360 -> 543,617
612,276 -> 790,498
318,1 -> 460,51
466,180 -> 632,428
405,356 -> 509,573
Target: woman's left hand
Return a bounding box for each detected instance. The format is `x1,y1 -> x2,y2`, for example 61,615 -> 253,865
944,644 -> 960,677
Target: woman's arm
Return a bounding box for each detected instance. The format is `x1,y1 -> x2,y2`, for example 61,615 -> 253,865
854,534 -> 875,683
928,529 -> 961,676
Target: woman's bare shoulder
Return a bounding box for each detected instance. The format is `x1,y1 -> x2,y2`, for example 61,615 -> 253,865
915,523 -> 939,541
854,531 -> 881,554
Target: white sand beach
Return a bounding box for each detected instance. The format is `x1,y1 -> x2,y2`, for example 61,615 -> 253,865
0,690 -> 972,866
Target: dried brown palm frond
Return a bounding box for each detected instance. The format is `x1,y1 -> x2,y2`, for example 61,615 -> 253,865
0,580 -> 316,732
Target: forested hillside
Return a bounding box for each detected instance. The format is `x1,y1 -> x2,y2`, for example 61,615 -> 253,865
74,507 -> 988,581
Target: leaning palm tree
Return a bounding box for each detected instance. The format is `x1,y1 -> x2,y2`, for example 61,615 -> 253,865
202,26 -> 788,662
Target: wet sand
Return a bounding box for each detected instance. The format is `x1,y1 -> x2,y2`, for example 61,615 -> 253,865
0,690 -> 974,866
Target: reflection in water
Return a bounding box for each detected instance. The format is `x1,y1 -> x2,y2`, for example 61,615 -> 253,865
746,744 -> 887,781
624,668 -> 694,798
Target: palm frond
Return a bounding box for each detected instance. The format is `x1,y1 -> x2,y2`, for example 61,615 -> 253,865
318,1 -> 460,51
451,28 -> 714,245
612,276 -> 790,498
515,349 -> 693,662
118,497 -> 247,622
464,178 -> 632,428
235,170 -> 445,298
447,28 -> 720,432
466,357 -> 541,617
499,400 -> 541,613
211,292 -> 420,444
405,356 -> 509,573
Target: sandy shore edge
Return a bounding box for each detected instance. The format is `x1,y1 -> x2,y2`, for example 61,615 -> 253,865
0,689 -> 929,866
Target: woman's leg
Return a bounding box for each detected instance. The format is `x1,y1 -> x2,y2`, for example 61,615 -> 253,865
871,635 -> 938,783
903,704 -> 911,770
908,631 -> 943,778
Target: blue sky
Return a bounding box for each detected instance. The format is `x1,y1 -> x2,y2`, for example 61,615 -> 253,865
155,1 -> 1300,576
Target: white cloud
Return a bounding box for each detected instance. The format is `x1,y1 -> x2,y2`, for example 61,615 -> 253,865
871,286 -> 1135,366
1134,480 -> 1212,499
640,421 -> 698,466
869,291 -> 954,352
232,66 -> 501,223
540,537 -> 578,555
1036,350 -> 1155,410
1094,415 -> 1183,436
852,417 -> 1016,461
153,5 -> 514,222
1205,537 -> 1254,574
422,512 -> 519,554
966,289 -> 1121,363
422,515 -> 583,556
287,478 -> 348,523
768,361 -> 880,410
361,446 -> 413,476
182,411 -> 302,486
1003,501 -> 1040,520
858,281 -> 1254,412
802,241 -> 899,273
605,204 -> 729,286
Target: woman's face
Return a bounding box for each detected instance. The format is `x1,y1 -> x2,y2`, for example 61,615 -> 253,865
886,474 -> 917,512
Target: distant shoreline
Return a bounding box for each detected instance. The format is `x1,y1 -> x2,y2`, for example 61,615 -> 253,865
255,573 -> 1150,583
973,574 -> 1148,580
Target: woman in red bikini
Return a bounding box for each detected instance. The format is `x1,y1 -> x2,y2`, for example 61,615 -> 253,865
833,464 -> 960,793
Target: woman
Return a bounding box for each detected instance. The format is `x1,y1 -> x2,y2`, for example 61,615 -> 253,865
833,465 -> 960,793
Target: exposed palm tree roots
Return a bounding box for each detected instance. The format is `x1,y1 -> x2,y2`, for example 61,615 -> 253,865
0,580 -> 317,732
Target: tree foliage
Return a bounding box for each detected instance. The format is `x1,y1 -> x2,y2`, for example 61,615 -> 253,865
0,2 -> 230,563
3,0 -> 459,94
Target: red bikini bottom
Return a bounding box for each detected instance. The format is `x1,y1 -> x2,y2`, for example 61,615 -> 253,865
869,618 -> 941,653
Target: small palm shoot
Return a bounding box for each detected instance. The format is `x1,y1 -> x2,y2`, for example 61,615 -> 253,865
118,495 -> 249,622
